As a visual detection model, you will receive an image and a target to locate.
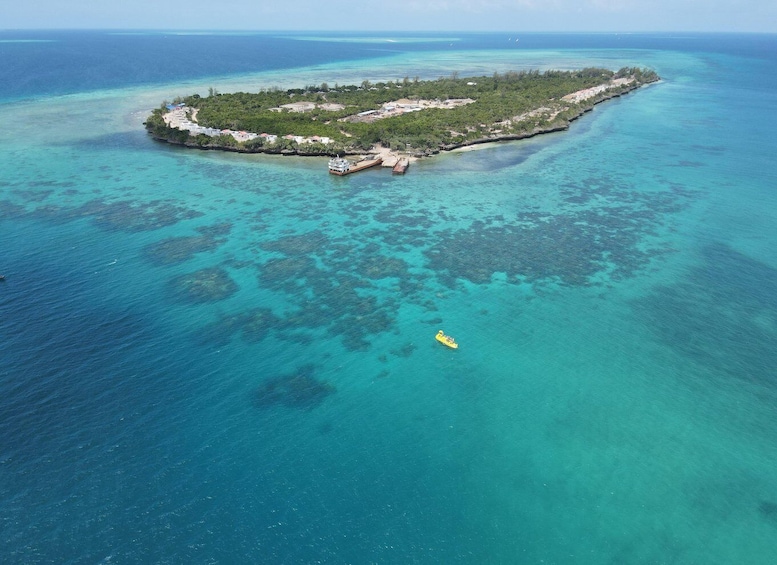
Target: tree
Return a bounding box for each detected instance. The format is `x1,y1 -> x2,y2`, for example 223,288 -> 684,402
148,67 -> 658,155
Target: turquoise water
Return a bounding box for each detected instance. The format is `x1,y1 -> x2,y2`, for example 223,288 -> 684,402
2,32 -> 777,563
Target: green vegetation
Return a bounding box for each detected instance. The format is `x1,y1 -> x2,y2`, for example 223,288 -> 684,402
145,67 -> 659,155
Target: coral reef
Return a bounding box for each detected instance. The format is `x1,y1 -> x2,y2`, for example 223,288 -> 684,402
168,267 -> 238,303
252,364 -> 335,410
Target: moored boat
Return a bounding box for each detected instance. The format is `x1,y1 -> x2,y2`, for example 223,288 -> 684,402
328,156 -> 382,176
328,157 -> 351,175
435,330 -> 458,349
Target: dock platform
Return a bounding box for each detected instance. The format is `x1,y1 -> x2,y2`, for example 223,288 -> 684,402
392,159 -> 409,175
329,156 -> 383,176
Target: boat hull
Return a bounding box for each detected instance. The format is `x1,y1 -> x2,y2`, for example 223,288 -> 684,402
435,330 -> 458,349
329,157 -> 383,175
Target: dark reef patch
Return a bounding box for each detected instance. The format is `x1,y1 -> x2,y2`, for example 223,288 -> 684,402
254,239 -> 402,350
363,227 -> 430,250
252,364 -> 335,410
425,217 -> 616,286
759,501 -> 777,524
760,501 -> 777,516
259,256 -> 322,291
390,343 -> 417,358
193,307 -> 280,347
196,221 -> 233,237
633,242 -> 777,385
260,231 -> 328,255
373,210 -> 435,229
24,197 -> 203,232
26,179 -> 77,189
13,189 -> 54,202
425,175 -> 695,287
241,309 -> 278,343
0,200 -> 27,219
192,313 -> 246,347
144,234 -> 225,265
237,172 -> 693,352
330,307 -> 394,351
355,255 -> 410,280
79,199 -> 204,232
168,267 -> 238,304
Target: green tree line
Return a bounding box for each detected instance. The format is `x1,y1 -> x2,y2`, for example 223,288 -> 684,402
145,68 -> 659,154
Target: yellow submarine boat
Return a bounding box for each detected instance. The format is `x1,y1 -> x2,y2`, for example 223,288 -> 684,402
435,330 -> 458,349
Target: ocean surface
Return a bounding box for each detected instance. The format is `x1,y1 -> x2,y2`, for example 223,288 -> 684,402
1,30 -> 777,563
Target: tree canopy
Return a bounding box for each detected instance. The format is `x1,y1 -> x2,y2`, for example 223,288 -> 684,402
145,67 -> 659,155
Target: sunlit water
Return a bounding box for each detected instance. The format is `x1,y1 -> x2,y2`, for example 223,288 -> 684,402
1,31 -> 777,563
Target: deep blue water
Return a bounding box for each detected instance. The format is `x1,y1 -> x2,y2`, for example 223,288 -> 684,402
2,31 -> 777,563
2,30 -> 775,101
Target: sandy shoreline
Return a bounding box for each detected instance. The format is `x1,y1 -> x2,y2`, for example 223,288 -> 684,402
370,145 -> 415,167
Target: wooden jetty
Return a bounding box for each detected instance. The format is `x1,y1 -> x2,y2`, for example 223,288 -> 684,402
392,159 -> 409,175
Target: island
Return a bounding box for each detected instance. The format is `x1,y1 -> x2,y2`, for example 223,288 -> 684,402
144,67 -> 659,166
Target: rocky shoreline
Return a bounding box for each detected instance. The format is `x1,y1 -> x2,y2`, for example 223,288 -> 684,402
147,78 -> 657,164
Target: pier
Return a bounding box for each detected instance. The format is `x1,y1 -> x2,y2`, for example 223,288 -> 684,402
392,159 -> 409,175
328,156 -> 383,176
